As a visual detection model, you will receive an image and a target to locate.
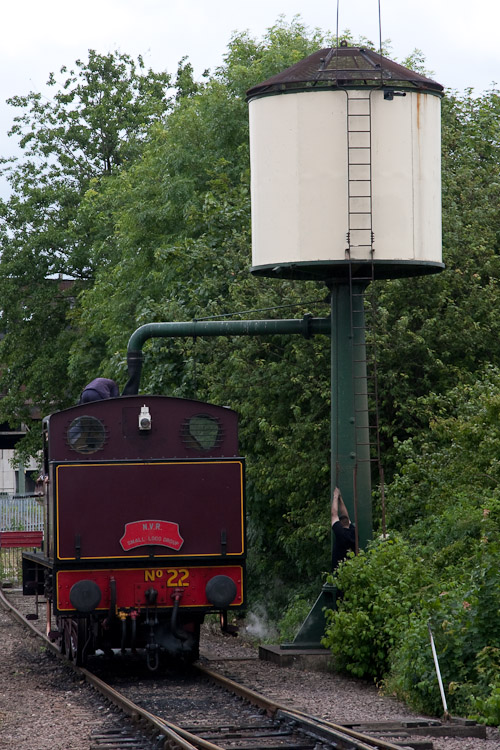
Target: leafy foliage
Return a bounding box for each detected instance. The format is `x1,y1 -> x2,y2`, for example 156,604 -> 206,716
372,88 -> 500,476
0,51 -> 171,455
324,369 -> 500,720
323,536 -> 436,678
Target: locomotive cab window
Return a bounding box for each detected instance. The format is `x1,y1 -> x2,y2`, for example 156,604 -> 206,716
67,416 -> 107,454
182,414 -> 222,450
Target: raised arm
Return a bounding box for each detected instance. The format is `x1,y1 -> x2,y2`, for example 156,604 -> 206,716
331,486 -> 341,525
338,492 -> 351,524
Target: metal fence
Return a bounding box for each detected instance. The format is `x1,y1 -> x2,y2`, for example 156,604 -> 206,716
0,494 -> 44,582
0,493 -> 44,532
1,548 -> 24,582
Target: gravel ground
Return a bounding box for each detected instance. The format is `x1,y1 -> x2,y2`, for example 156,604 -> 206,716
0,596 -> 158,750
1,590 -> 500,750
200,623 -> 500,750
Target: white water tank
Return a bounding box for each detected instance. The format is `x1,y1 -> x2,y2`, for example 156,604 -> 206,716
247,45 -> 444,280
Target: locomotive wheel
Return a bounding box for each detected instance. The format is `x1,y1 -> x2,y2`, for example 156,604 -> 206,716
186,622 -> 200,663
56,617 -> 67,656
72,619 -> 88,666
64,619 -> 74,660
63,618 -> 87,666
63,619 -> 72,658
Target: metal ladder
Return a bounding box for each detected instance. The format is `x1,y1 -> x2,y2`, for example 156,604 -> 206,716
346,89 -> 374,258
345,87 -> 386,533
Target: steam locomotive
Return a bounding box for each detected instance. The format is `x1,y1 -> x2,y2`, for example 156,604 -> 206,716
22,394 -> 246,669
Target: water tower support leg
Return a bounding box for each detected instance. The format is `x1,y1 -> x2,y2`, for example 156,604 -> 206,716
331,281 -> 372,550
284,282 -> 372,649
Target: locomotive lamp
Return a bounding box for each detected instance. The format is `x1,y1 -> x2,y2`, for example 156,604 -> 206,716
139,405 -> 152,431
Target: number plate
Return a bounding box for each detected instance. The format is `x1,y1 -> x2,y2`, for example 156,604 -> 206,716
144,567 -> 189,586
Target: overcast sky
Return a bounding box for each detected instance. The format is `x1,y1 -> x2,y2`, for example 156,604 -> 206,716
1,0 -> 499,169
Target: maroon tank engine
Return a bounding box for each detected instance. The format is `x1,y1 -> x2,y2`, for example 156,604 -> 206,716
22,395 -> 246,669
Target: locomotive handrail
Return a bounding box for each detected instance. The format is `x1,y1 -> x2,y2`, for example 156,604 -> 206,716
123,315 -> 331,395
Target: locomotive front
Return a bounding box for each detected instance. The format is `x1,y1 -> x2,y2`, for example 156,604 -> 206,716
23,395 -> 245,668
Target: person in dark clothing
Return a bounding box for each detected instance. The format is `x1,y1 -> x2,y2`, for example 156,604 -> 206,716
331,486 -> 356,569
79,377 -> 119,404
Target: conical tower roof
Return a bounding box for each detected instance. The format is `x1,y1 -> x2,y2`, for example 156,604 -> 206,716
247,44 -> 443,99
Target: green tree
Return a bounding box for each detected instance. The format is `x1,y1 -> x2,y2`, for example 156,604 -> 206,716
66,26 -> 500,605
67,19 -> 335,604
0,51 -> 171,455
373,87 -> 500,477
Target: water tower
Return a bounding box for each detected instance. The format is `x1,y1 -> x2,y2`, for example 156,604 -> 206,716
247,44 -> 444,645
123,43 -> 445,651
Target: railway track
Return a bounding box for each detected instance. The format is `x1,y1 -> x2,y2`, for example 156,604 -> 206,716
0,586 -> 487,750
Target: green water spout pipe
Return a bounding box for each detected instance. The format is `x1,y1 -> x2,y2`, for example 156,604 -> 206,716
123,315 -> 331,395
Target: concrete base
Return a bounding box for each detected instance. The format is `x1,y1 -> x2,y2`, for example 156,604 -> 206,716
259,643 -> 332,670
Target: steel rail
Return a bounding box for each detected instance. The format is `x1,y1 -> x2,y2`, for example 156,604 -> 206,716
0,588 -> 203,750
80,667 -> 211,750
1,588 -> 405,750
0,588 -> 281,750
197,665 -> 405,750
0,587 -> 60,655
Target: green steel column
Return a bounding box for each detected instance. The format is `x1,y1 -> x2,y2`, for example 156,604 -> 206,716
331,282 -> 372,551
284,283 -> 373,648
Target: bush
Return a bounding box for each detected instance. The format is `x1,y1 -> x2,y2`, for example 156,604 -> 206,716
322,534 -> 436,679
322,505 -> 500,724
386,521 -> 500,719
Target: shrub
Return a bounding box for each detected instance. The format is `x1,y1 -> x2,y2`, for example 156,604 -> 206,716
387,524 -> 500,719
322,534 -> 436,679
